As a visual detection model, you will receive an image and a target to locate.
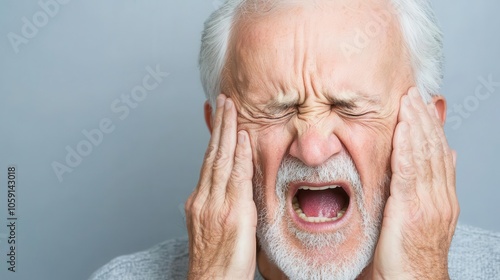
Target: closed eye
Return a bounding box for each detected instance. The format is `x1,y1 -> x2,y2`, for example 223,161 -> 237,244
243,108 -> 297,120
339,110 -> 374,118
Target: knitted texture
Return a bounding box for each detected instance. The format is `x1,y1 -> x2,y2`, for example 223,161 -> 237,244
89,224 -> 500,280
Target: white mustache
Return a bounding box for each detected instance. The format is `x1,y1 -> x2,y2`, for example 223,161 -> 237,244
274,153 -> 363,205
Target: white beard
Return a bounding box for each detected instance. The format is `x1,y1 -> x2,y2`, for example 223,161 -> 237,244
254,153 -> 388,280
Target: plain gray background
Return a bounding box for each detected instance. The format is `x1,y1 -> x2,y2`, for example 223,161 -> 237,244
0,1 -> 498,279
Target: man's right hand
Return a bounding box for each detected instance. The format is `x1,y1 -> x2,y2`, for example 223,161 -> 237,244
185,94 -> 257,280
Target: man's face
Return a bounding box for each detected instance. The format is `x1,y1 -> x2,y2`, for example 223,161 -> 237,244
220,0 -> 413,278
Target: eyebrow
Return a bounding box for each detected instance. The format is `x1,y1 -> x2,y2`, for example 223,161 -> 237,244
327,93 -> 381,109
262,99 -> 298,114
326,96 -> 357,109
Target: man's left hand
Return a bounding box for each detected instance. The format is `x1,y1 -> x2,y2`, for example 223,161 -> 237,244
370,88 -> 460,279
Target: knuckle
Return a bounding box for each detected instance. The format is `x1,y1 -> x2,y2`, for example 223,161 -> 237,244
234,147 -> 251,163
204,144 -> 216,160
424,141 -> 435,155
399,161 -> 416,179
230,164 -> 250,182
190,199 -> 205,215
399,137 -> 412,152
429,138 -> 443,155
418,139 -> 441,161
213,149 -> 230,169
440,206 -> 454,222
417,142 -> 433,160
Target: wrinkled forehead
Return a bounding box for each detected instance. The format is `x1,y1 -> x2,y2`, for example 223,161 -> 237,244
223,0 -> 410,104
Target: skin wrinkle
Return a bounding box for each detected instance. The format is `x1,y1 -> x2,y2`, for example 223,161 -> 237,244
188,0 -> 458,278
216,0 -> 416,278
232,4 -> 404,187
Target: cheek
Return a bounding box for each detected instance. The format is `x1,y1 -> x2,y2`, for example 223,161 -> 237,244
248,126 -> 293,188
343,123 -> 394,202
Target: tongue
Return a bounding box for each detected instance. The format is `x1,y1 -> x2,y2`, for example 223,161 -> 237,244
296,188 -> 347,218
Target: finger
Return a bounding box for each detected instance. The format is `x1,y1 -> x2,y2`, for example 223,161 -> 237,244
228,131 -> 257,258
425,101 -> 456,167
398,94 -> 433,187
407,89 -> 448,195
423,99 -> 457,201
414,93 -> 458,221
425,101 -> 455,174
210,98 -> 238,199
409,89 -> 442,145
227,130 -> 254,204
408,91 -> 456,222
427,103 -> 459,231
419,94 -> 452,163
196,94 -> 226,197
408,89 -> 444,163
390,121 -> 417,202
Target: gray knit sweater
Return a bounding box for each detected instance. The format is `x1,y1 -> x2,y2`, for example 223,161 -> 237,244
89,224 -> 500,279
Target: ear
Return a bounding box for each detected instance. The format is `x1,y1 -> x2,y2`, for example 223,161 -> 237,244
431,95 -> 447,126
204,100 -> 214,134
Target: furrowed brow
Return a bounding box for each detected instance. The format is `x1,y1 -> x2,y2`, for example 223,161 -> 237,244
327,96 -> 357,109
327,91 -> 381,109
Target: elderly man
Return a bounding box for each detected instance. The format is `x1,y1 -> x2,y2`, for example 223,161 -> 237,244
90,0 -> 500,279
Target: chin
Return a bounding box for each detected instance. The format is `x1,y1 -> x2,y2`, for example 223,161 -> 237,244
254,154 -> 388,280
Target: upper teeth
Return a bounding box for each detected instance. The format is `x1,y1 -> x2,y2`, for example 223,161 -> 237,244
298,185 -> 340,191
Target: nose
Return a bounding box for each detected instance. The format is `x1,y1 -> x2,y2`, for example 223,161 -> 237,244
289,126 -> 342,167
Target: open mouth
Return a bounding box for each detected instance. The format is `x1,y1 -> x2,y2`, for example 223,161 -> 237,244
290,184 -> 350,224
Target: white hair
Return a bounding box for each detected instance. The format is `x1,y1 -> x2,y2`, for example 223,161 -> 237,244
199,0 -> 443,108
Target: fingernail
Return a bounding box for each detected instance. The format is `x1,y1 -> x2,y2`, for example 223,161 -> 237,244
238,131 -> 246,144
225,99 -> 233,110
216,95 -> 225,108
